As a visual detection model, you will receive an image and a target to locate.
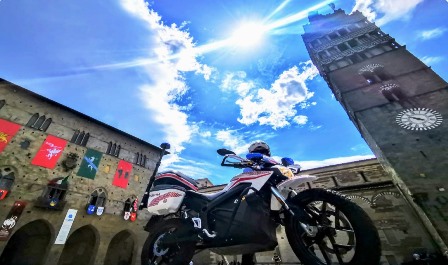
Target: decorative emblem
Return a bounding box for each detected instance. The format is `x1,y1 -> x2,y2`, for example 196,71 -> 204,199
396,108 -> 443,131
86,205 -> 96,215
0,132 -> 8,143
358,63 -> 384,74
1,216 -> 17,230
0,190 -> 8,200
45,142 -> 63,159
96,206 -> 104,216
49,198 -> 59,207
123,211 -> 131,220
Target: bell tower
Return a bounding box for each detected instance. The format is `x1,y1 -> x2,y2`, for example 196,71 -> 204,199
302,9 -> 448,254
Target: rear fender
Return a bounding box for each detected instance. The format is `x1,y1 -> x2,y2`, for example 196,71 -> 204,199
144,215 -> 165,232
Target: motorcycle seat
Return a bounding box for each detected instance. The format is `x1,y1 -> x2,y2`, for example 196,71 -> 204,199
187,190 -> 227,201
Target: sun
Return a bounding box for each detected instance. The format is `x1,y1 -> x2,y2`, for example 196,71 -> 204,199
229,22 -> 266,47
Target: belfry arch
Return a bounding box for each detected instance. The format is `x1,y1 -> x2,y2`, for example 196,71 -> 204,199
57,225 -> 99,265
0,219 -> 53,265
104,230 -> 136,265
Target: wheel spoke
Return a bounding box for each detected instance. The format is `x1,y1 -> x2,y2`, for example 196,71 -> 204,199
327,233 -> 345,264
317,241 -> 333,264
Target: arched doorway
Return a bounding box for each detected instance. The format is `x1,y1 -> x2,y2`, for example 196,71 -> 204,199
0,219 -> 52,265
57,225 -> 99,265
104,230 -> 135,265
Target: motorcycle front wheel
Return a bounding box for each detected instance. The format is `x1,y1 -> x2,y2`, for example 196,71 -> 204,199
285,188 -> 381,265
141,218 -> 195,265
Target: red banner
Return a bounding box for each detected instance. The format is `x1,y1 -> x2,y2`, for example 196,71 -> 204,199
112,160 -> 132,189
0,119 -> 21,153
31,135 -> 67,169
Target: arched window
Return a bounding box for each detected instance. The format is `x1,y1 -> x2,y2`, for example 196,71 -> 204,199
87,188 -> 107,215
380,84 -> 406,102
71,130 -> 90,146
26,113 -> 39,127
0,99 -> 5,110
26,113 -> 52,131
35,177 -> 69,210
106,141 -> 112,154
359,64 -> 390,84
135,152 -> 147,167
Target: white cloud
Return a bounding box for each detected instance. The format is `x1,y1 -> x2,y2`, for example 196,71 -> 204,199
220,71 -> 256,96
299,155 -> 376,170
236,60 -> 318,129
421,56 -> 444,65
162,156 -> 214,178
293,115 -> 308,125
417,28 -> 447,40
215,129 -> 250,155
352,0 -> 424,26
119,0 -> 213,156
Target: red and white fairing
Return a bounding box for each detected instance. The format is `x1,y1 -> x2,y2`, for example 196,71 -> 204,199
222,171 -> 274,192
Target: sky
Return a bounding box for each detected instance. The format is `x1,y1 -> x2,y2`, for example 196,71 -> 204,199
0,0 -> 447,185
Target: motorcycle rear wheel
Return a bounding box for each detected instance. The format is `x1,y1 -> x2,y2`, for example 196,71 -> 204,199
285,188 -> 381,265
141,218 -> 195,265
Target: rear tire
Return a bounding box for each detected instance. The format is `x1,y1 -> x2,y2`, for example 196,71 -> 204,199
141,218 -> 195,265
285,188 -> 381,265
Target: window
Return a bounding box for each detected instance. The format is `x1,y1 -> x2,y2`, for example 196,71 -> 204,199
348,39 -> 359,48
328,32 -> 339,40
0,100 -> 5,110
35,177 -> 69,210
337,43 -> 349,52
359,64 -> 389,84
86,188 -> 107,215
328,47 -> 338,56
318,51 -> 329,60
338,28 -> 349,36
310,39 -> 320,48
381,84 -> 405,102
70,130 -> 90,146
26,113 -> 52,131
358,35 -> 369,44
135,152 -> 147,167
374,67 -> 391,81
106,142 -> 121,157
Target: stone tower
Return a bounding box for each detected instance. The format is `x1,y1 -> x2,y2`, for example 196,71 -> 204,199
302,9 -> 448,255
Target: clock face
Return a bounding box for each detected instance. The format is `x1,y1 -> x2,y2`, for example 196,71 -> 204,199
396,108 -> 443,131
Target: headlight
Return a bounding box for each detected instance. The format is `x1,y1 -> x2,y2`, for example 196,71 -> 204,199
278,166 -> 294,179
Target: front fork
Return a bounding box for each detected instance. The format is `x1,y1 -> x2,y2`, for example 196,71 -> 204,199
270,186 -> 318,237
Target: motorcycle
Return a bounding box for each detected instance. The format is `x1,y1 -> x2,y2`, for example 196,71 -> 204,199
139,143 -> 381,265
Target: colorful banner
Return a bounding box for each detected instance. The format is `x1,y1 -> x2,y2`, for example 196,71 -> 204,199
0,201 -> 27,241
55,209 -> 77,244
0,119 -> 21,154
77,148 -> 103,179
112,160 -> 132,189
31,135 -> 68,169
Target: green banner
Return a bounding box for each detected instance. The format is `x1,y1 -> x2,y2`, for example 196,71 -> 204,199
77,149 -> 102,179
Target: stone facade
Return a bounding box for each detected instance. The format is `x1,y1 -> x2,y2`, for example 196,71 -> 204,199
301,9 -> 448,258
0,79 -> 163,265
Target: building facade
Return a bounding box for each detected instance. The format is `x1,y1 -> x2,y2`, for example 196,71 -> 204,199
0,78 -> 163,265
301,9 -> 448,257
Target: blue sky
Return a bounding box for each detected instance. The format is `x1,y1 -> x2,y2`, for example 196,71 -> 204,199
0,0 -> 447,185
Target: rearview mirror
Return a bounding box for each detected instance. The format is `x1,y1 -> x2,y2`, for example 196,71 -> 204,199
217,149 -> 236,156
281,157 -> 294,166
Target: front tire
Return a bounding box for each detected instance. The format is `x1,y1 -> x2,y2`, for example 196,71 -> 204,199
285,189 -> 381,265
141,218 -> 195,265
